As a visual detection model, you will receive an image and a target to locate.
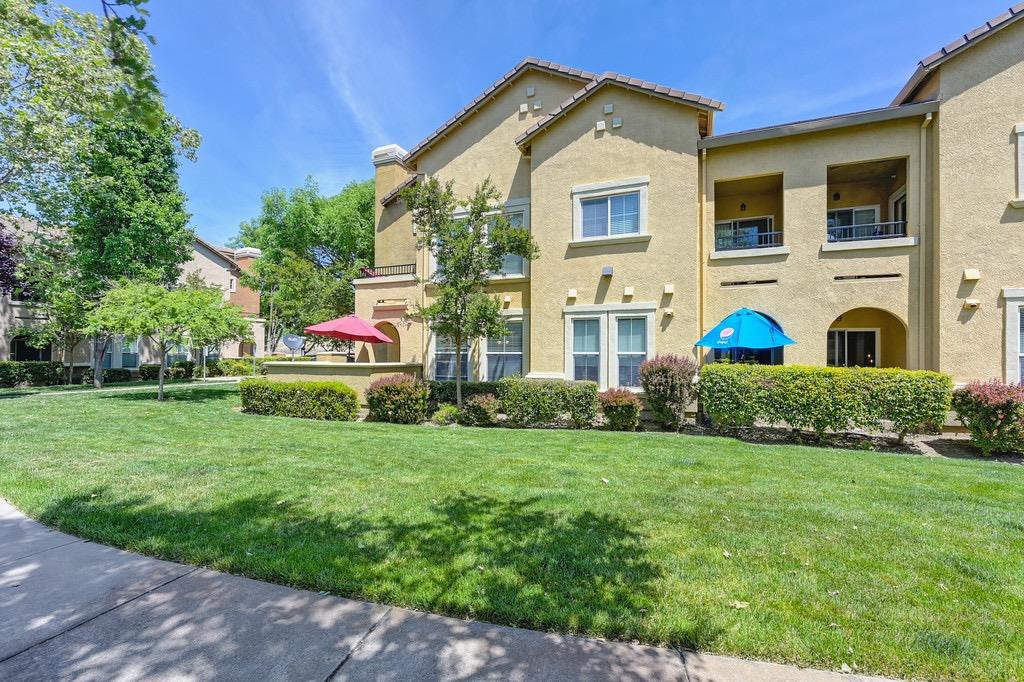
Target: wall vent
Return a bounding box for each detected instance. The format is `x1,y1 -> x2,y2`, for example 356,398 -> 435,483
833,273 -> 901,282
721,279 -> 778,287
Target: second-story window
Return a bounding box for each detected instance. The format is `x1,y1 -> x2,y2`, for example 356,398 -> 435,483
581,192 -> 640,238
498,211 -> 526,276
714,216 -> 778,251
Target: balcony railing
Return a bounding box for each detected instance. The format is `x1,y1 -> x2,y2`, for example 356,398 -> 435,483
714,230 -> 784,252
358,263 -> 416,278
826,221 -> 907,243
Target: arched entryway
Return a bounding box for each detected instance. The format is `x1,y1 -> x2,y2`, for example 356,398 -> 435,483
827,307 -> 907,368
372,322 -> 400,363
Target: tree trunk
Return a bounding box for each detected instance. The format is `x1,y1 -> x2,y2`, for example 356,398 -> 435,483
455,334 -> 463,408
157,348 -> 167,401
92,336 -> 108,388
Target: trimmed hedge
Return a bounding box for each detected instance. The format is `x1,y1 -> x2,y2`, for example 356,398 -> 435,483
427,380 -> 501,406
81,367 -> 133,385
639,354 -> 698,430
599,388 -> 643,431
698,363 -> 951,441
0,361 -> 63,387
239,378 -> 358,421
952,380 -> 1024,455
459,393 -> 500,426
203,357 -> 265,377
139,364 -> 161,380
497,377 -> 599,428
365,374 -> 429,424
172,360 -> 196,378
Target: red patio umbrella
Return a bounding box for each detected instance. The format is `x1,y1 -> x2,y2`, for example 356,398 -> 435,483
304,315 -> 394,344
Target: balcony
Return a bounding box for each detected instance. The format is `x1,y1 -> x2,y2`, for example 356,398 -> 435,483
825,158 -> 910,250
357,263 -> 416,278
712,174 -> 788,259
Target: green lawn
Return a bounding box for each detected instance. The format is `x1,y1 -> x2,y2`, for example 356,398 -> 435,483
1,385 -> 1022,681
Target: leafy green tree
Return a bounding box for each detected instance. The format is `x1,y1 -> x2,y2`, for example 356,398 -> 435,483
0,227 -> 19,296
233,178 -> 374,352
88,280 -> 252,400
402,177 -> 538,406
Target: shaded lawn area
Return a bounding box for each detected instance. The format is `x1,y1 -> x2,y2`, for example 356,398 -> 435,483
1,386 -> 1022,681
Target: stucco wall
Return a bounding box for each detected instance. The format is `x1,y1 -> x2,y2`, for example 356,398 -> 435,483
263,361 -> 422,403
932,20 -> 1024,381
704,118 -> 925,368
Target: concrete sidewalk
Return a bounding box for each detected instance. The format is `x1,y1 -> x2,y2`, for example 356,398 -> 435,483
0,499 -> 894,681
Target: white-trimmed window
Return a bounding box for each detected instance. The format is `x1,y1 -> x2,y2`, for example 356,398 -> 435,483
229,277 -> 237,293
486,320 -> 524,380
120,336 -> 139,369
1014,123 -> 1024,204
497,210 -> 527,277
430,199 -> 531,279
571,318 -> 601,382
435,335 -> 469,381
615,317 -> 647,387
564,305 -> 654,389
571,177 -> 649,242
167,344 -> 190,366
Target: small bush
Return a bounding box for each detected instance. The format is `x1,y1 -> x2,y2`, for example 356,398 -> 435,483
172,360 -> 196,378
139,364 -> 161,380
0,361 -> 63,387
81,367 -> 134,385
497,376 -> 598,428
459,393 -> 500,426
952,380 -> 1024,455
428,380 -> 501,407
365,374 -> 429,424
600,388 -> 643,431
203,358 -> 261,377
698,363 -> 951,440
239,378 -> 358,421
432,404 -> 460,425
640,354 -> 698,430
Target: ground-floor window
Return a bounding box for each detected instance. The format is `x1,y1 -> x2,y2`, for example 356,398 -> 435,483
167,344 -> 190,366
827,329 -> 878,367
435,335 -> 469,381
11,336 -> 50,362
616,317 -> 647,387
486,320 -> 523,380
572,318 -> 601,382
565,307 -> 654,389
120,336 -> 139,368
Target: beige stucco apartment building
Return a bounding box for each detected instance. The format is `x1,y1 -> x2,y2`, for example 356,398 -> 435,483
0,236 -> 265,371
355,6 -> 1024,389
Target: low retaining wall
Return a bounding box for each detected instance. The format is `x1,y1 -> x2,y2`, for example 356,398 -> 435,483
263,361 -> 422,403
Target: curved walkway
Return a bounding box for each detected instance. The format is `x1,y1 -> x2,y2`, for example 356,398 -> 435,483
0,499 -> 894,681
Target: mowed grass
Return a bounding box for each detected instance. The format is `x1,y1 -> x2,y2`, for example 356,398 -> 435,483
1,386 -> 1022,681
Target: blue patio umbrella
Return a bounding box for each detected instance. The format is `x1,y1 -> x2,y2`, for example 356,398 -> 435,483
695,308 -> 796,350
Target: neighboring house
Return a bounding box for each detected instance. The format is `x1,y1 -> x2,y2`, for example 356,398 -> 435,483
355,6 -> 1024,389
0,231 -> 265,371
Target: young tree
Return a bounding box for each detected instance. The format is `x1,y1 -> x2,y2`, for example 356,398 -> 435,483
88,280 -> 252,401
0,227 -> 19,296
402,177 -> 538,406
233,178 -> 374,353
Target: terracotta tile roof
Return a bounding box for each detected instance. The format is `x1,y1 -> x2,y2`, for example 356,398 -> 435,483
402,58 -> 596,165
892,2 -> 1024,104
379,173 -> 423,207
515,72 -> 724,148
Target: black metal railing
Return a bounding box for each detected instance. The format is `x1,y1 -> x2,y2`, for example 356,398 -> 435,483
826,221 -> 907,243
714,229 -> 784,251
358,263 -> 416,278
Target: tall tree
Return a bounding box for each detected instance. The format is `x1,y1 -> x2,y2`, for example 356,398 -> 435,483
0,227 -> 18,296
233,178 -> 374,352
402,177 -> 538,406
64,111 -> 197,384
88,280 -> 251,401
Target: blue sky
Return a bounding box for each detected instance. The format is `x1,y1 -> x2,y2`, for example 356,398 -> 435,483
69,0 -> 1012,245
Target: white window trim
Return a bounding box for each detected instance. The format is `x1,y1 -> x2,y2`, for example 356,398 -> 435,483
827,327 -> 881,368
1002,287 -> 1024,381
888,185 -> 907,222
480,310 -> 529,381
428,198 -> 532,279
228,276 -> 237,293
571,176 -> 649,244
563,303 -> 655,390
119,336 -> 141,369
1013,124 -> 1024,208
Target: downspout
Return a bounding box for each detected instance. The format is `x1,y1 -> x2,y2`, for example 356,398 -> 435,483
698,147 -> 708,366
917,113 -> 932,370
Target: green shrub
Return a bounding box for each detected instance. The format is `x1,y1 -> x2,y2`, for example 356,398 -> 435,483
167,367 -> 186,380
639,354 -> 697,430
203,357 -> 261,377
239,378 -> 358,421
172,360 -> 196,378
952,380 -> 1024,455
0,361 -> 63,387
365,374 -> 429,424
81,367 -> 134,385
698,363 -> 952,440
428,380 -> 501,406
459,393 -> 500,426
139,364 -> 161,380
497,376 -> 598,428
431,403 -> 460,425
599,388 -> 643,431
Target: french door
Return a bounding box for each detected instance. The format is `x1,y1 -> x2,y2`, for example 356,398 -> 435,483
827,329 -> 878,367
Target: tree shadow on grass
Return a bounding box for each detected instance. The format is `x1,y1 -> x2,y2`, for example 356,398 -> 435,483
36,489 -> 721,650
97,386 -> 238,403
